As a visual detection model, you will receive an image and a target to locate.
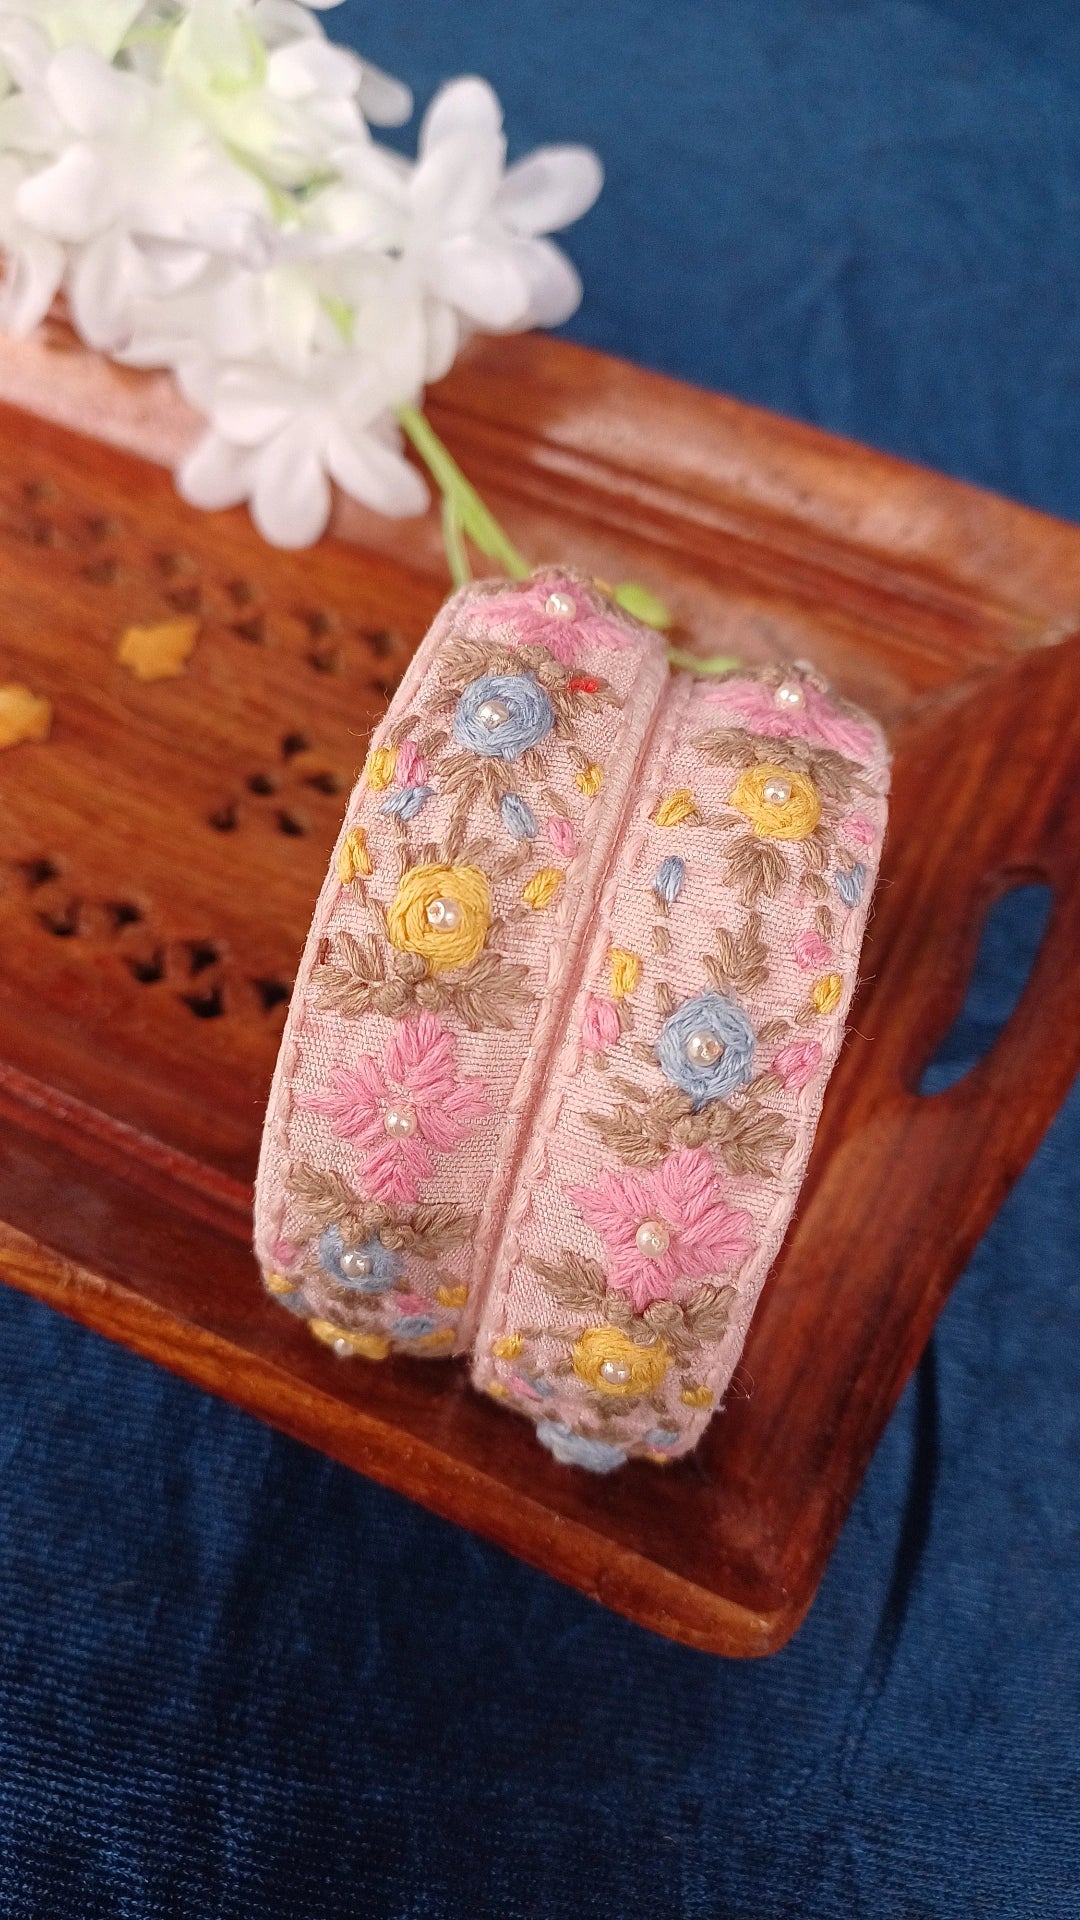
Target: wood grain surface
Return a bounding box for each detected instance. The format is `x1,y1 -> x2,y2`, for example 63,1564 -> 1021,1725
0,324 -> 1077,1656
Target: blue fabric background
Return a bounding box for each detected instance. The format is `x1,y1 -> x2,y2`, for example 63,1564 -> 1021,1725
2,4 -> 1078,1914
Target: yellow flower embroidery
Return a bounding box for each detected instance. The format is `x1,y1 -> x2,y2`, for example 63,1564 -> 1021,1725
728,764 -> 821,841
487,1381 -> 510,1400
309,1321 -> 390,1361
365,744 -> 398,792
575,763 -> 604,797
436,1283 -> 469,1310
680,1384 -> 714,1409
386,862 -> 491,973
653,788 -> 700,828
337,825 -> 372,884
572,1326 -> 671,1398
491,1333 -> 524,1362
415,1327 -> 456,1355
609,948 -> 641,999
522,867 -> 564,911
264,1272 -> 296,1297
812,972 -> 843,1016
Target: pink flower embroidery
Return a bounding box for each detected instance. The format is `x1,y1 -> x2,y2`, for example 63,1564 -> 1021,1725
794,928 -> 832,970
702,676 -> 877,759
396,740 -> 429,786
570,1146 -> 753,1313
475,579 -> 632,664
582,993 -> 621,1052
393,1291 -> 431,1316
547,815 -> 577,859
773,1038 -> 823,1090
303,1012 -> 489,1204
844,812 -> 876,848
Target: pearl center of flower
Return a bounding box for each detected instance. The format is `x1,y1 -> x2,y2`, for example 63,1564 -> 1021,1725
384,1104 -> 417,1138
685,1027 -> 724,1066
599,1358 -> 633,1386
333,1337 -> 353,1357
545,590 -> 574,618
762,775 -> 793,805
339,1249 -> 374,1280
774,682 -> 805,710
426,896 -> 462,930
635,1218 -> 671,1259
475,697 -> 509,732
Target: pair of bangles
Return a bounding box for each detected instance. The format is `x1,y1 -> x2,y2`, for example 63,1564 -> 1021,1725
255,571 -> 890,1473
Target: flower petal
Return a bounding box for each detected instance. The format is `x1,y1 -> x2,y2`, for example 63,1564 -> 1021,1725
176,430 -> 253,512
251,426 -> 332,549
496,146 -> 603,235
420,76 -> 503,153
325,419 -> 428,518
16,142 -> 112,242
427,233 -> 532,329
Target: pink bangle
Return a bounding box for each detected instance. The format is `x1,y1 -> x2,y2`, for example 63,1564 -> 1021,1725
255,572 -> 889,1472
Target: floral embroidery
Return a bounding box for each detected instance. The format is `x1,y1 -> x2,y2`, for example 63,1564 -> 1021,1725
436,1283 -> 469,1309
302,1013 -> 489,1204
655,992 -> 756,1107
572,1325 -> 671,1397
365,745 -> 397,791
380,785 -> 434,821
491,1333 -> 525,1361
453,670 -> 555,760
318,1224 -> 402,1293
522,866 -> 564,910
315,926 -> 533,1030
794,927 -> 832,970
395,740 -> 428,785
653,788 -> 700,828
728,764 -> 822,842
811,973 -> 843,1016
536,1421 -> 627,1473
835,861 -> 867,906
569,1147 -> 752,1313
844,812 -> 876,848
582,994 -> 621,1052
701,670 -> 878,760
575,763 -> 603,797
653,856 -> 685,907
547,815 -> 577,858
385,862 -> 491,973
337,825 -> 372,884
500,793 -> 537,839
310,1322 -> 390,1361
474,576 -> 635,664
609,948 -> 641,999
772,1038 -> 823,1091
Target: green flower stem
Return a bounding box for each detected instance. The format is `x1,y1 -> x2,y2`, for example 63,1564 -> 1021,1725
397,404 -> 530,582
396,405 -> 730,661
666,646 -> 741,676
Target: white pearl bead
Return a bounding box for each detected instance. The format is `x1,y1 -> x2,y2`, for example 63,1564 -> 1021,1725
340,1249 -> 374,1280
686,1028 -> 724,1066
545,590 -> 574,619
425,896 -> 461,931
635,1218 -> 671,1259
476,698 -> 509,731
600,1358 -> 633,1386
775,681 -> 805,710
762,775 -> 792,805
384,1104 -> 417,1138
333,1337 -> 353,1357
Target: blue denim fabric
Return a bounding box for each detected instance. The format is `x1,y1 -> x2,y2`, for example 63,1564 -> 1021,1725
0,6 -> 1077,1914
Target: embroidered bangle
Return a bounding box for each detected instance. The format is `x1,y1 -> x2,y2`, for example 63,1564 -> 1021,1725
255,572 -> 890,1470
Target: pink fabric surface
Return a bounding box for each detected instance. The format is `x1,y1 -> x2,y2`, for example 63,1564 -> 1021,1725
255,577 -> 889,1470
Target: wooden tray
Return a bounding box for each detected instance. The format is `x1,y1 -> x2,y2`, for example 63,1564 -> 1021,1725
0,324 -> 1077,1657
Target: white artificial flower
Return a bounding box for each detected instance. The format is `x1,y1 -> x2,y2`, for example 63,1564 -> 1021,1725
176,350 -> 428,546
0,1 -> 146,62
340,76 -> 603,337
0,151 -> 63,332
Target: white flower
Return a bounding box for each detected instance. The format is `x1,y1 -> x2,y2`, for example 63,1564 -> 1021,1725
0,1 -> 146,62
0,151 -> 63,332
176,351 -> 428,546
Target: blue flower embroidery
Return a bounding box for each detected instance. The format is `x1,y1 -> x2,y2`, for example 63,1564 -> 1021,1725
499,792 -> 538,839
836,862 -> 867,907
318,1226 -> 401,1294
655,991 -> 756,1108
380,785 -> 434,821
392,1313 -> 439,1339
653,856 -> 685,907
536,1421 -> 627,1474
644,1427 -> 681,1450
453,672 -> 554,761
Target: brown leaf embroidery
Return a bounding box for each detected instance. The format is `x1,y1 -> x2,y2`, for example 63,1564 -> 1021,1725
724,835 -> 788,906
705,909 -> 769,995
528,1251 -> 608,1312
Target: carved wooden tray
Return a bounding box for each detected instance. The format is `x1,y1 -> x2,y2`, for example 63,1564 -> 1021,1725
0,325 -> 1077,1657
